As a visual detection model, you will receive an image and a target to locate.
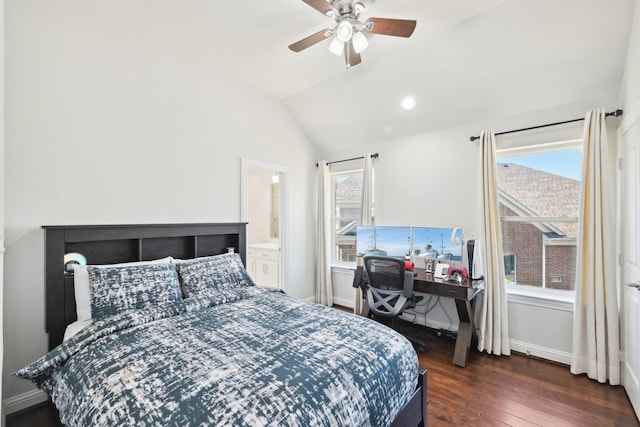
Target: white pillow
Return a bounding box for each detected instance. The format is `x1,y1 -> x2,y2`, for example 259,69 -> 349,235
63,319 -> 93,342
73,256 -> 173,321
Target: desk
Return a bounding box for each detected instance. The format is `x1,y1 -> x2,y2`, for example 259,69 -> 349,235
413,268 -> 482,368
359,267 -> 482,368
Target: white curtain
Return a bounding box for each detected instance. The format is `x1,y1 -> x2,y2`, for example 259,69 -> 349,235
316,160 -> 333,306
360,153 -> 374,227
477,130 -> 511,356
355,153 -> 375,314
570,109 -> 620,384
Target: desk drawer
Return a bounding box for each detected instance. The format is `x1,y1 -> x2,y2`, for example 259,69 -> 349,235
438,284 -> 471,299
414,281 -> 438,295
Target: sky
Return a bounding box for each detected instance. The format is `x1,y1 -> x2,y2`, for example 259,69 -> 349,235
499,148 -> 582,181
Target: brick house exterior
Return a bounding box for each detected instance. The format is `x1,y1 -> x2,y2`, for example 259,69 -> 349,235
334,175 -> 363,262
500,204 -> 577,290
497,163 -> 579,290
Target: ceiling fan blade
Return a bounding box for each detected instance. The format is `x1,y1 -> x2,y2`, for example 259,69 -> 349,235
288,29 -> 333,52
364,17 -> 417,38
302,0 -> 338,16
344,41 -> 362,68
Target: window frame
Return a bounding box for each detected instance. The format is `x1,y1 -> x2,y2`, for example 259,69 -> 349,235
496,137 -> 581,302
329,164 -> 373,268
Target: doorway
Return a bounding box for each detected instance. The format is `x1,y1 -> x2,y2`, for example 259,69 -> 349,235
620,108 -> 640,420
241,158 -> 289,293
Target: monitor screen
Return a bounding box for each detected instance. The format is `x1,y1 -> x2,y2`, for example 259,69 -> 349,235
356,225 -> 463,262
356,226 -> 411,259
411,227 -> 463,261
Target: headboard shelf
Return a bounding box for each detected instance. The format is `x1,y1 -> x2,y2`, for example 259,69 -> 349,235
42,223 -> 247,349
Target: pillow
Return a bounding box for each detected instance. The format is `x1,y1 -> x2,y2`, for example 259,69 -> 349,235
73,257 -> 172,322
176,253 -> 254,298
88,263 -> 182,320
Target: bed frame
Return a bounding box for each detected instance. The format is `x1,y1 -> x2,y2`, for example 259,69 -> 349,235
43,223 -> 248,350
42,222 -> 427,426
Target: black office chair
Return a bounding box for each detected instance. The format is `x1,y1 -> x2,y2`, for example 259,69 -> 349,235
362,255 -> 426,353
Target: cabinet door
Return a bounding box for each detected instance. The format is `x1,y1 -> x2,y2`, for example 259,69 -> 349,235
248,258 -> 257,282
254,249 -> 280,288
261,259 -> 279,288
253,259 -> 273,287
247,249 -> 257,282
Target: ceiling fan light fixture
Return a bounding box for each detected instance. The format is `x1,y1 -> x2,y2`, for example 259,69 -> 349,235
328,37 -> 345,56
353,2 -> 365,14
335,20 -> 354,42
290,1 -> 417,67
352,31 -> 368,53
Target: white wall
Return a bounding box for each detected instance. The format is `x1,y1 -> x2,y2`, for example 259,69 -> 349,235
1,0 -> 5,421
621,0 -> 640,112
327,95 -> 622,363
2,2 -> 319,406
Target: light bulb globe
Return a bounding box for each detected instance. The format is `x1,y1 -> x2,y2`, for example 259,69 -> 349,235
352,32 -> 369,53
329,37 -> 345,56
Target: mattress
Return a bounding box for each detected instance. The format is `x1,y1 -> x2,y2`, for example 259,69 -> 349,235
16,286 -> 419,426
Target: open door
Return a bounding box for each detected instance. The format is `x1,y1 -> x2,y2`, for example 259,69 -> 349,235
241,158 -> 289,293
620,113 -> 640,420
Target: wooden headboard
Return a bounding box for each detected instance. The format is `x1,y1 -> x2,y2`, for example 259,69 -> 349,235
42,223 -> 247,350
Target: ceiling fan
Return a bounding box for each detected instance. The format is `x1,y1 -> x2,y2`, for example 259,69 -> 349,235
288,0 -> 417,68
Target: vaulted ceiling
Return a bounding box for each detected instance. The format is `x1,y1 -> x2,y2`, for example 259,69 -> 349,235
91,0 -> 637,153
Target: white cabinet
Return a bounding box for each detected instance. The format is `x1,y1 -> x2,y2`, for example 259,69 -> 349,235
247,244 -> 281,289
247,247 -> 257,280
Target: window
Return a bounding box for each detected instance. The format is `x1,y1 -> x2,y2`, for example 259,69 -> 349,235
503,253 -> 516,282
496,139 -> 581,293
550,274 -> 564,284
331,166 -> 374,264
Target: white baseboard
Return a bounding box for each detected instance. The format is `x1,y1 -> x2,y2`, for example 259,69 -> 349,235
4,389 -> 48,415
400,311 -> 571,365
399,311 -> 459,332
302,295 -> 353,307
332,296 -> 355,309
509,339 -> 571,365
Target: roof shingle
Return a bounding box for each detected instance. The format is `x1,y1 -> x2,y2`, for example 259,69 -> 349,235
496,163 -> 580,238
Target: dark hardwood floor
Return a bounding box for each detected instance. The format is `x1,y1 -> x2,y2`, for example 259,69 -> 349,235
7,311 -> 639,427
415,327 -> 639,426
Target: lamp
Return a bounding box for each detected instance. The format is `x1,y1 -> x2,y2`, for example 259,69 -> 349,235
329,37 -> 344,56
335,20 -> 353,42
329,18 -> 369,56
352,31 -> 368,53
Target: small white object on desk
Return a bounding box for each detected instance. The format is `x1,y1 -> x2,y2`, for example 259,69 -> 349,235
433,263 -> 450,279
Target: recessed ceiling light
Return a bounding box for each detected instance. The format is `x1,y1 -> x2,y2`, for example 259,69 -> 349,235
400,96 -> 416,110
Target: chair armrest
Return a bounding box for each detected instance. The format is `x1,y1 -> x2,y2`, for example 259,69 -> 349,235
403,271 -> 414,299
352,265 -> 364,288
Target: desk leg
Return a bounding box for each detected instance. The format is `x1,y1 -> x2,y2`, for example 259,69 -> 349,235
453,299 -> 474,367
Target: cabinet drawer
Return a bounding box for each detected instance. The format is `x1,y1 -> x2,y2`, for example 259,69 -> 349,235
247,248 -> 256,257
256,249 -> 279,260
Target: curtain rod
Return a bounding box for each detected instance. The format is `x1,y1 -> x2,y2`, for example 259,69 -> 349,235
469,109 -> 623,142
316,153 -> 379,167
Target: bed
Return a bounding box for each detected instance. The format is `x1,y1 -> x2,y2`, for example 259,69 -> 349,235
15,223 -> 427,426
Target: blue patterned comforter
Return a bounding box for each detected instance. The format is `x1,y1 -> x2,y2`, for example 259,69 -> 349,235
16,287 -> 419,426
